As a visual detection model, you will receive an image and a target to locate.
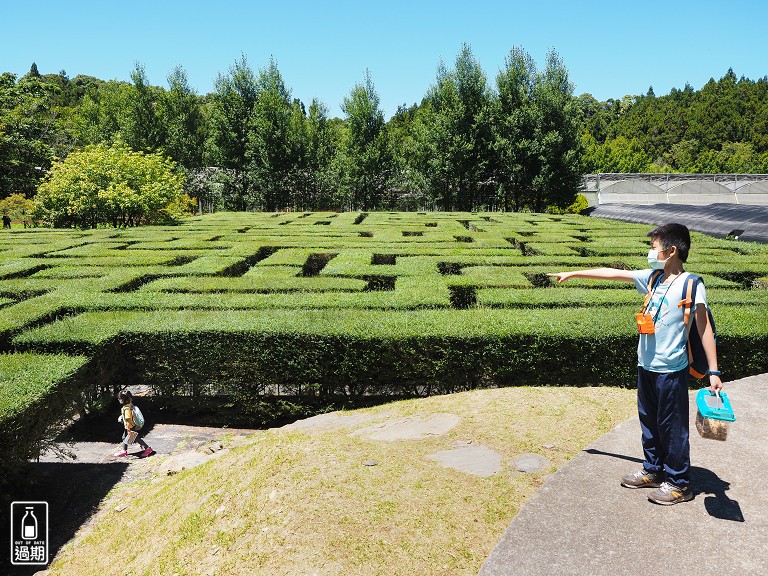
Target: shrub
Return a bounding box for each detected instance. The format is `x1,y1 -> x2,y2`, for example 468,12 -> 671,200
0,210 -> 766,434
13,304 -> 768,400
34,142 -> 190,228
565,193 -> 590,214
0,353 -> 88,482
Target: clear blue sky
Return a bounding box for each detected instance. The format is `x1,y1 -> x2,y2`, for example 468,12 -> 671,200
3,0 -> 766,118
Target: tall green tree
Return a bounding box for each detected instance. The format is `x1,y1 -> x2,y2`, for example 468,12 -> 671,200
247,58 -> 297,210
159,65 -> 205,170
205,55 -> 258,210
416,44 -> 494,210
71,78 -> 127,146
124,62 -> 164,152
0,73 -> 56,197
387,103 -> 426,210
303,99 -> 341,209
340,70 -> 392,210
493,46 -> 537,211
530,49 -> 583,211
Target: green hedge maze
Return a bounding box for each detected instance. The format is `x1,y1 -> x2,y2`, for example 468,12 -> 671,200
2,211 -> 767,468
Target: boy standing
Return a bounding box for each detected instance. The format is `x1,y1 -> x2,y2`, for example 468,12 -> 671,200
548,223 -> 722,505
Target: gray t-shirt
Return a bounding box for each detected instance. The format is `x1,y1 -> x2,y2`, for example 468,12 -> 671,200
631,269 -> 707,373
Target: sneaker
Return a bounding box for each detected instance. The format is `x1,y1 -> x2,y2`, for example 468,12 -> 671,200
140,446 -> 154,458
621,469 -> 662,489
648,482 -> 693,505
113,450 -> 128,457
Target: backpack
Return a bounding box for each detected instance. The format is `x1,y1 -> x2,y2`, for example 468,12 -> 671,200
132,405 -> 145,430
678,274 -> 716,379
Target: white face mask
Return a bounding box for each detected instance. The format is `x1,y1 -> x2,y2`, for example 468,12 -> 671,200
647,248 -> 668,270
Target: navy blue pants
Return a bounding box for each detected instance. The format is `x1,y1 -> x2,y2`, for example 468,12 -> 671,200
637,367 -> 690,487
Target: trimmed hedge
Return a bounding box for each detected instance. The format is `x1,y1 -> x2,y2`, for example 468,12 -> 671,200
12,304 -> 768,396
0,210 -> 766,449
0,353 -> 88,481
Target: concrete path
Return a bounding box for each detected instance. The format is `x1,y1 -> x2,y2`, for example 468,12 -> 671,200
479,373 -> 768,576
40,423 -> 256,469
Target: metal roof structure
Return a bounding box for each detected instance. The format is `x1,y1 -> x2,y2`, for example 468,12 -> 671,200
581,174 -> 768,207
587,203 -> 768,243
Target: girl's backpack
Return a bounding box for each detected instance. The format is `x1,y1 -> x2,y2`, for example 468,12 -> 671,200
132,405 -> 145,430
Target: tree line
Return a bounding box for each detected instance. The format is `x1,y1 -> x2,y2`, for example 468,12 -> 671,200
0,45 -> 583,216
2,48 -> 767,220
581,69 -> 768,174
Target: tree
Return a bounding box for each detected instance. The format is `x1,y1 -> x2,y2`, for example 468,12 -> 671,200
303,99 -> 342,209
416,44 -> 494,210
34,142 -> 191,228
493,46 -> 537,211
693,141 -> 768,173
70,78 -> 129,146
205,55 -> 258,210
247,58 -> 298,210
530,49 -> 583,211
386,103 -> 427,209
0,73 -> 57,198
0,193 -> 35,226
340,70 -> 392,210
159,65 -> 205,170
123,62 -> 164,153
581,134 -> 652,173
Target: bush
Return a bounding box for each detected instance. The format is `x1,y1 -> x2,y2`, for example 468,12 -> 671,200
34,142 -> 191,228
565,193 -> 590,214
13,304 -> 768,400
0,353 -> 88,482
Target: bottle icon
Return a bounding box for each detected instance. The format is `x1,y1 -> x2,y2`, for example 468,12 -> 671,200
21,507 -> 38,540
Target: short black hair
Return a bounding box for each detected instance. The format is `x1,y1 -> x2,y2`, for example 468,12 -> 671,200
117,389 -> 133,404
647,223 -> 690,263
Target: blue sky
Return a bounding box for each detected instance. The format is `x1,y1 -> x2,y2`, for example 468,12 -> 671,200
2,0 -> 766,118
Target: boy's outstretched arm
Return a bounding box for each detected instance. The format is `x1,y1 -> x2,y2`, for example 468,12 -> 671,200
695,304 -> 723,393
547,268 -> 637,284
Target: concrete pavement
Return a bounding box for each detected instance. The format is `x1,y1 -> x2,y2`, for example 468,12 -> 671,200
479,373 -> 768,576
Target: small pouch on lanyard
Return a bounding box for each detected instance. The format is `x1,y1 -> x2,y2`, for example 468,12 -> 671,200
635,311 -> 655,334
636,274 -> 658,334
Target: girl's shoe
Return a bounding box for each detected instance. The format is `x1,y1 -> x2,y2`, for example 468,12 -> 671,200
114,450 -> 128,457
140,447 -> 154,458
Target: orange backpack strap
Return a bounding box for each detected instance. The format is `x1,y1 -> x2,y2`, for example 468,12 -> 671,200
677,275 -> 697,334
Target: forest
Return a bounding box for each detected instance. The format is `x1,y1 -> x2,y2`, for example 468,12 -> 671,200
2,43 -> 768,218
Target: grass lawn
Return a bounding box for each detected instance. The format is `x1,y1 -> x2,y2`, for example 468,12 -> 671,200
48,385 -> 636,576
